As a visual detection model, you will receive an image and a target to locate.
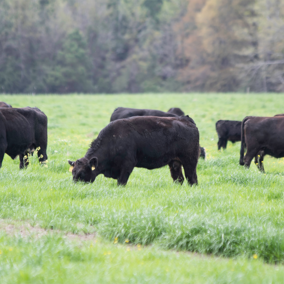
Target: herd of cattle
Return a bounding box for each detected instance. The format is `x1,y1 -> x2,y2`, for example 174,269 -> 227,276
1,100 -> 284,186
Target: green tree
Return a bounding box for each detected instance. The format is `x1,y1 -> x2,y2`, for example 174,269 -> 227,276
46,30 -> 93,93
143,0 -> 164,21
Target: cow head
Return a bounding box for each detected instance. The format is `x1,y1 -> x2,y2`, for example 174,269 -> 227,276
68,157 -> 98,183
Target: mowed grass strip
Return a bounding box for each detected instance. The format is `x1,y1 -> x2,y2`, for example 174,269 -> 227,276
1,233 -> 284,284
1,94 -> 284,265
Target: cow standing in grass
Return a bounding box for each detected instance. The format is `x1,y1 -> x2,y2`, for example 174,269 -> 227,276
239,116 -> 284,172
0,107 -> 48,169
216,120 -> 241,150
110,107 -> 206,160
69,116 -> 199,186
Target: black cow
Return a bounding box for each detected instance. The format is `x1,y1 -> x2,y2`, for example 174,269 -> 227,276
110,107 -> 178,121
274,113 -> 284,117
239,116 -> 284,172
240,113 -> 284,169
111,107 -> 206,160
0,107 -> 48,169
167,107 -> 185,116
0,102 -> 12,108
68,116 -> 199,186
216,120 -> 241,150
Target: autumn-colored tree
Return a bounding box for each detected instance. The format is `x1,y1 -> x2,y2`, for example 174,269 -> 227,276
176,0 -> 257,92
173,0 -> 208,90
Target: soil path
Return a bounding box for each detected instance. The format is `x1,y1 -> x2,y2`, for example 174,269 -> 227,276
0,219 -> 96,242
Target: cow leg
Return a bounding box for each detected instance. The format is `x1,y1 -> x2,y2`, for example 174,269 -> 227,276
222,139 -> 228,149
169,160 -> 184,185
19,150 -> 30,169
182,162 -> 198,186
19,154 -> 25,169
253,151 -> 265,172
244,149 -> 259,169
0,141 -> 7,168
218,138 -> 227,150
19,154 -> 24,170
37,144 -> 48,164
258,152 -> 265,173
0,148 -> 5,168
117,165 -> 134,186
254,154 -> 259,168
217,138 -> 223,150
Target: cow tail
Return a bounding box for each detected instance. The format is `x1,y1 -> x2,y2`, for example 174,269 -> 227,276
239,117 -> 250,165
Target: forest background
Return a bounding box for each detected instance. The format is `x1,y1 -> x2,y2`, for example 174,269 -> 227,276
0,0 -> 284,94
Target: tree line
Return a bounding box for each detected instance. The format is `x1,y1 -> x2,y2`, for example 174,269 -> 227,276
0,0 -> 283,94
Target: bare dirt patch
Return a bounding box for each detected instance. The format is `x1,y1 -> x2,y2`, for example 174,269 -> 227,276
0,219 -> 96,242
0,220 -> 229,260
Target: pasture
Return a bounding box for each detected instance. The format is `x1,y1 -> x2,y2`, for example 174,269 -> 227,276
1,94 -> 284,283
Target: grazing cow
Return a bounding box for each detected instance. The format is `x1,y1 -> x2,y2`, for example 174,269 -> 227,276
216,120 -> 241,150
239,116 -> 284,172
0,102 -> 12,108
110,107 -> 206,159
167,107 -> 185,116
68,116 -> 199,186
110,107 -> 178,121
0,107 -> 48,169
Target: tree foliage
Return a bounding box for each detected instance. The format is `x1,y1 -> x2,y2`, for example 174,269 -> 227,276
46,30 -> 93,93
0,0 -> 283,93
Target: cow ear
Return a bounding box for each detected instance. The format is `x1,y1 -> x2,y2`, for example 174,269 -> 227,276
68,160 -> 75,167
89,157 -> 98,170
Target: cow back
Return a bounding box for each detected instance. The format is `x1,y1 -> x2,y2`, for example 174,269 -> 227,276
110,107 -> 178,121
167,107 -> 185,116
0,102 -> 12,108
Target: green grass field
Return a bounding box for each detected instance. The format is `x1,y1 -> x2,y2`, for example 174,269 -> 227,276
1,94 -> 284,283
